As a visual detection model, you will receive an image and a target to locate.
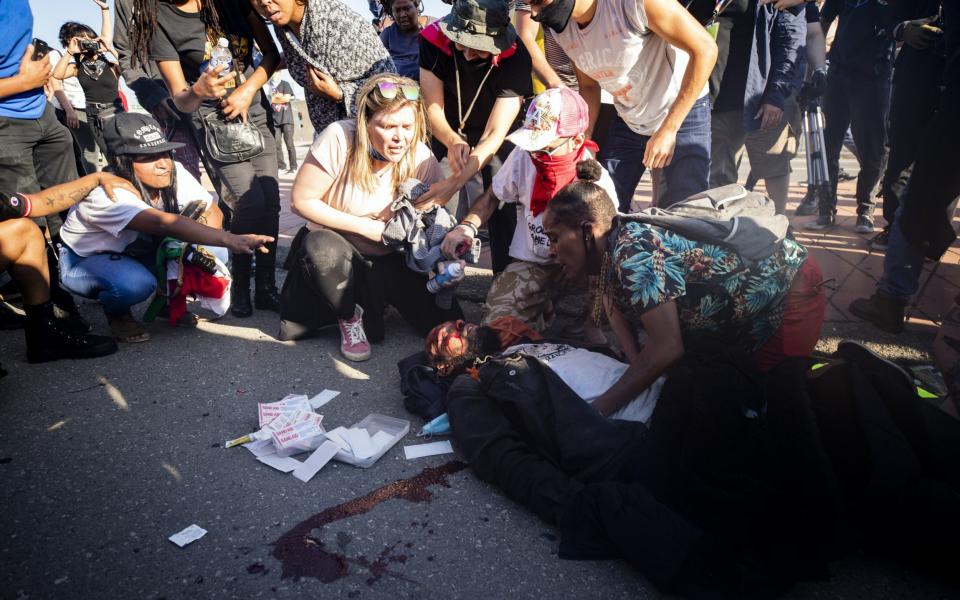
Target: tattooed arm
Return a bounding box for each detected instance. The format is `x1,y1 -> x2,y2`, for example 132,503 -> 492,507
0,173 -> 140,220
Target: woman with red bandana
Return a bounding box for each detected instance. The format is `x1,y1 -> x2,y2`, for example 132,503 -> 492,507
441,87 -> 615,336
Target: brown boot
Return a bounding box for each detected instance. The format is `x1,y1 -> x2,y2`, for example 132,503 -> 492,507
849,291 -> 906,334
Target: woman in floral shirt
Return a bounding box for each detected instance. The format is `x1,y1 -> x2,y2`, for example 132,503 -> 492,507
543,160 -> 825,418
250,0 -> 396,133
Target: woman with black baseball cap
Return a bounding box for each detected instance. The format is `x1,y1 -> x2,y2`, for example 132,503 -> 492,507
126,0 -> 283,319
58,112 -> 273,343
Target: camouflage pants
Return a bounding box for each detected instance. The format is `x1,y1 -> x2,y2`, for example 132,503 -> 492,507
481,260 -> 575,331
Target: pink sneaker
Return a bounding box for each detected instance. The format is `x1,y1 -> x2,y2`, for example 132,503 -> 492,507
338,306 -> 371,361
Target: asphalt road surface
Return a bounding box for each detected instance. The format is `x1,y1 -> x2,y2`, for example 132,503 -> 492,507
1,283 -> 957,599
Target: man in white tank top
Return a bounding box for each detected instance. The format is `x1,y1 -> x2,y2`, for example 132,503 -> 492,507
527,0 -> 718,211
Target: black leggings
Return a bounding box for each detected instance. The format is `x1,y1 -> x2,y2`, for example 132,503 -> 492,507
190,99 -> 280,240
279,228 -> 463,342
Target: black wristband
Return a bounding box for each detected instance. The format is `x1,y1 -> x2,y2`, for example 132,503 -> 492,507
0,193 -> 30,222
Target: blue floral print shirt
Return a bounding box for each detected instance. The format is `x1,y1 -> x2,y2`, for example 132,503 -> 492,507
609,221 -> 807,352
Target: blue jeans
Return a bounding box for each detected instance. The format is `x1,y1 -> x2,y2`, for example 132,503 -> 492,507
878,204 -> 925,300
600,95 -> 712,212
58,245 -> 157,316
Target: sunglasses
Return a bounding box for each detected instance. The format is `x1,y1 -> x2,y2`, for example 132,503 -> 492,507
131,151 -> 172,163
377,81 -> 420,101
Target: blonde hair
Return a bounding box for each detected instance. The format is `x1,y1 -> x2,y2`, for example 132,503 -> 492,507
347,73 -> 428,194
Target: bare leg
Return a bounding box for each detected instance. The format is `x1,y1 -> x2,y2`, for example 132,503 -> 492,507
0,219 -> 51,306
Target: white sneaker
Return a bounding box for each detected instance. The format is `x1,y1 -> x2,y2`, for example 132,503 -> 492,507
337,305 -> 371,362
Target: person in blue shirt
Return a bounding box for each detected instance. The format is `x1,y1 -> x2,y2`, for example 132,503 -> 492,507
380,0 -> 424,81
0,0 -> 87,326
0,0 -> 78,197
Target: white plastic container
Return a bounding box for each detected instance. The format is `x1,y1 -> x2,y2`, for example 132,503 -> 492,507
333,413 -> 410,468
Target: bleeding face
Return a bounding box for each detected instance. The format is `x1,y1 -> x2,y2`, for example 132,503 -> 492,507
391,0 -> 420,32
543,210 -> 589,285
453,43 -> 491,62
426,319 -> 475,361
131,152 -> 175,191
367,103 -> 417,163
250,0 -> 304,27
425,319 -> 479,375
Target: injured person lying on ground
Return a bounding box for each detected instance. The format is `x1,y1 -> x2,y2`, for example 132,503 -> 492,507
425,317 -> 664,423
424,316 -> 960,596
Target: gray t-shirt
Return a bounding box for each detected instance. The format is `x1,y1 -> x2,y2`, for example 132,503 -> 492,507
552,0 -> 707,135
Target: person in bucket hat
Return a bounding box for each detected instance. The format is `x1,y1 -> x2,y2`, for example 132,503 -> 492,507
438,0 -> 517,55
418,0 -> 532,274
439,87 -> 616,339
57,112 -> 273,343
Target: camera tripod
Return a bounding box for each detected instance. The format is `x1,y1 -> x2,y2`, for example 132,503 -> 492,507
794,93 -> 836,217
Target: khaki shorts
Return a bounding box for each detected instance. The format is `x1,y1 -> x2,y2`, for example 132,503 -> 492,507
710,96 -> 802,186
744,95 -> 801,179
481,260 -> 576,331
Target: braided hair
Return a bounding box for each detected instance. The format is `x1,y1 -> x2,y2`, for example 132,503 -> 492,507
130,0 -> 226,69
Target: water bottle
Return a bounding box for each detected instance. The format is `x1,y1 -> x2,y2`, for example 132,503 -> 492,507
427,262 -> 463,294
209,37 -> 235,88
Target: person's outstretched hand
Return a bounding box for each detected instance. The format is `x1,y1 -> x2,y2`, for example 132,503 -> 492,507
226,233 -> 274,254
415,177 -> 460,213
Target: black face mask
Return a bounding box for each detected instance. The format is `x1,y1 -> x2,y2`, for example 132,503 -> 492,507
369,146 -> 390,162
531,0 -> 576,33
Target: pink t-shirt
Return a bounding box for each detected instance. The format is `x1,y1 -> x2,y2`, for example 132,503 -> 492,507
308,119 -> 444,255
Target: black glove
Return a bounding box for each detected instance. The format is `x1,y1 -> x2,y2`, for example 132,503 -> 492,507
798,68 -> 828,109
184,246 -> 217,274
0,192 -> 29,222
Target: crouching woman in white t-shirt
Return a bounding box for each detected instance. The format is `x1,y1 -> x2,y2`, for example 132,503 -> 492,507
279,74 -> 464,362
58,113 -> 273,343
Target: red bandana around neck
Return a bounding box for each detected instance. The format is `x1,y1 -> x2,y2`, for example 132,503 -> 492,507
529,139 -> 599,217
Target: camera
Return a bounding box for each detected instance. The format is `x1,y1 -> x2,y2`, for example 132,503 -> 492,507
79,39 -> 100,54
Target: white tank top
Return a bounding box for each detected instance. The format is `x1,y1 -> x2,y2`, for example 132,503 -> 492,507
553,0 -> 706,136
